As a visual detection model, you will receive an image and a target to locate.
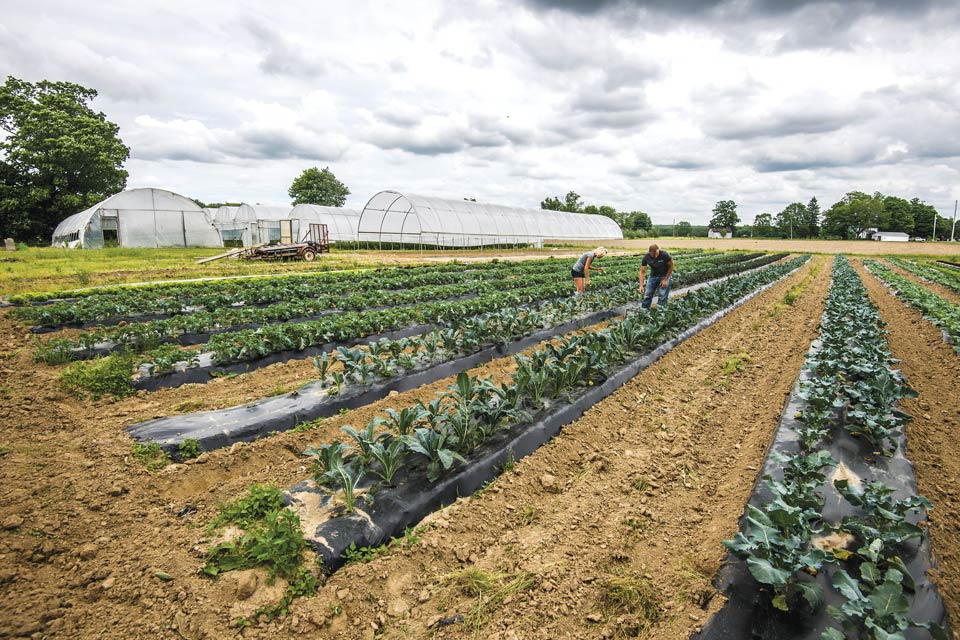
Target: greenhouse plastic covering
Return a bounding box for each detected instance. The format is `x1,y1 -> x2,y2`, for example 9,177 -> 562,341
288,205 -> 360,242
51,188 -> 222,249
358,191 -> 623,247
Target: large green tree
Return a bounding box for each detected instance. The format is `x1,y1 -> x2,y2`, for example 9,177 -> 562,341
0,77 -> 129,243
675,220 -> 693,237
910,198 -> 939,239
752,212 -> 774,237
709,200 -> 740,233
288,166 -> 350,206
776,202 -> 807,238
821,191 -> 885,239
882,195 -> 914,234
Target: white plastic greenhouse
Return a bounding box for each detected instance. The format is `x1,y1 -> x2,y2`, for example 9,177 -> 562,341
358,191 -> 623,248
288,205 -> 361,242
204,203 -> 293,247
51,188 -> 222,249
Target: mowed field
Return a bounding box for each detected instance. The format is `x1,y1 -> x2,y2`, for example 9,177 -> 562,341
0,246 -> 958,640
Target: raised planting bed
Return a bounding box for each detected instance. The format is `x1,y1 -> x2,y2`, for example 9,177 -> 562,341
696,256 -> 949,640
254,256 -> 810,572
888,259 -> 960,296
126,261 -> 781,455
127,253 -> 789,390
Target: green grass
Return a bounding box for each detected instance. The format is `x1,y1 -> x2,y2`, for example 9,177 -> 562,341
59,352 -> 135,399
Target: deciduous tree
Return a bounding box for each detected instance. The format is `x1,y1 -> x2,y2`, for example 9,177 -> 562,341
708,200 -> 740,233
0,77 -> 129,243
288,166 -> 350,206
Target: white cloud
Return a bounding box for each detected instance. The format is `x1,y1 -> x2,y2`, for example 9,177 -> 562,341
2,0 -> 959,220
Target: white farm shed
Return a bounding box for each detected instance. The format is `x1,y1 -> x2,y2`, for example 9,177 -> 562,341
288,205 -> 361,242
358,191 -> 623,248
874,232 -> 910,242
708,229 -> 732,239
52,188 -> 222,249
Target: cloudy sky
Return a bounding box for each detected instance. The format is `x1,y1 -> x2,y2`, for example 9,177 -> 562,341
4,0 -> 959,224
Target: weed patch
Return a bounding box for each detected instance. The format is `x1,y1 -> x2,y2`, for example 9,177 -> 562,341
59,352 -> 134,400
132,443 -> 169,471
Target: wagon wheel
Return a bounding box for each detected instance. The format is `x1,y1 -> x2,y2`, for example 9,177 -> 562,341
300,248 -> 317,262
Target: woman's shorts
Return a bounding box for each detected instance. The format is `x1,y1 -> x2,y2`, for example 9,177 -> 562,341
571,269 -> 585,279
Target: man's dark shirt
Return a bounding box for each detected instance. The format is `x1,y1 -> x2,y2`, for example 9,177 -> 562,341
641,249 -> 673,277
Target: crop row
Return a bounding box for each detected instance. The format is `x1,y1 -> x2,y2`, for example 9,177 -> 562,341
276,257 -> 809,557
14,250 -> 717,327
886,258 -> 960,295
143,253 -> 788,374
13,254 -> 659,328
723,256 -> 945,639
865,260 -> 960,352
35,257 -> 654,360
40,252 -> 758,360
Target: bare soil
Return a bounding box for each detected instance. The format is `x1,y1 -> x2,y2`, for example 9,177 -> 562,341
854,259 -> 960,635
1,254 -> 951,640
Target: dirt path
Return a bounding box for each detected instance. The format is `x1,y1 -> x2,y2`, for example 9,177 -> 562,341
881,259 -> 960,306
854,259 -> 960,633
0,257 -> 828,639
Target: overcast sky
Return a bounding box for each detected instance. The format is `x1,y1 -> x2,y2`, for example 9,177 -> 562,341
4,0 -> 959,224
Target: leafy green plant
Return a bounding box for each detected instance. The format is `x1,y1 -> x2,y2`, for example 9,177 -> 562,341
321,460 -> 365,513
369,439 -> 406,486
178,438 -> 201,460
822,566 -> 947,640
209,484 -> 287,531
401,427 -> 466,482
303,441 -> 353,484
131,442 -> 169,471
59,352 -> 135,400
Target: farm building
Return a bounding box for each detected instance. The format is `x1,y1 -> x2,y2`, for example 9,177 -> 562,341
357,191 -> 623,247
873,231 -> 910,242
51,188 -> 222,249
708,229 -> 732,239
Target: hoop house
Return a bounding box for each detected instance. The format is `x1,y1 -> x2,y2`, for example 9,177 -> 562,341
51,188 -> 222,249
288,205 -> 361,242
358,191 -> 623,247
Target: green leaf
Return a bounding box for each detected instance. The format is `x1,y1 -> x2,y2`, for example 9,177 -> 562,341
796,582 -> 824,610
867,581 -> 909,617
820,628 -> 845,640
831,570 -> 865,602
860,562 -> 881,585
746,556 -> 790,587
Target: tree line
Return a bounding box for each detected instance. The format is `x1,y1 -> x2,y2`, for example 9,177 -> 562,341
540,191 -> 654,238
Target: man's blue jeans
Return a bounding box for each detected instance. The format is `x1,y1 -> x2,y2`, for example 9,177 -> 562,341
642,275 -> 671,309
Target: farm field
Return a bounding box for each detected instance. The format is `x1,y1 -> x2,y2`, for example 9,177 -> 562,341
0,249 -> 957,640
610,237 -> 960,258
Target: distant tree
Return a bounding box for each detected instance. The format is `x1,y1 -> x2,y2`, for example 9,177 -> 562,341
540,196 -> 562,211
288,166 -> 350,206
803,197 -> 821,238
910,198 -> 939,239
563,191 -> 583,212
623,210 -> 652,232
752,213 -> 774,237
0,77 -> 130,243
708,200 -> 740,234
822,191 -> 884,239
775,202 -> 807,239
675,220 -> 693,237
883,195 -> 914,234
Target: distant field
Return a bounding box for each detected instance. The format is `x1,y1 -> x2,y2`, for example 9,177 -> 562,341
610,236 -> 960,257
